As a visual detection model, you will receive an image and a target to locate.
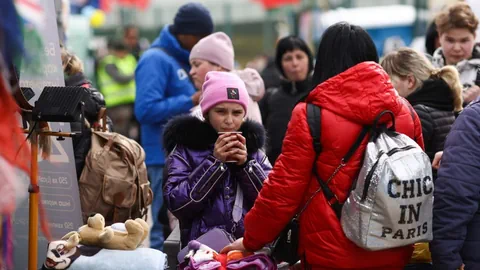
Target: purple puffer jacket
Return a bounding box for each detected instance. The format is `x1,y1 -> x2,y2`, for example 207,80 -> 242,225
163,115 -> 272,247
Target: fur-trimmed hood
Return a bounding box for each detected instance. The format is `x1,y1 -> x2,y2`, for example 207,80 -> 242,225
163,115 -> 266,154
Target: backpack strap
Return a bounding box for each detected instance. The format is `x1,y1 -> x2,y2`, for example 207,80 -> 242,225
406,102 -> 418,142
306,104 -> 337,208
306,103 -> 369,219
307,103 -> 322,154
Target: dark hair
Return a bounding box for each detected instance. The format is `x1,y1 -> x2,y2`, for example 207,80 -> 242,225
425,21 -> 439,55
108,39 -> 128,51
312,22 -> 378,87
123,25 -> 138,35
275,36 -> 313,79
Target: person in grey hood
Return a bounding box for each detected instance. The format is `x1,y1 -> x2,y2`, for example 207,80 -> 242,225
259,36 -> 313,165
431,2 -> 480,105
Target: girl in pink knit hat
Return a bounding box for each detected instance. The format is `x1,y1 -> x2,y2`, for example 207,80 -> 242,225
189,32 -> 265,123
162,71 -> 272,247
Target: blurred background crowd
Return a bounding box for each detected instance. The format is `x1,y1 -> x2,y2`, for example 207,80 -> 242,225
64,0 -> 477,90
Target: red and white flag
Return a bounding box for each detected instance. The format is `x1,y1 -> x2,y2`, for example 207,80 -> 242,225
253,0 -> 300,10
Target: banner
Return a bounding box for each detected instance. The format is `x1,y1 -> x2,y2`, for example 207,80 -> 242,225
13,0 -> 83,269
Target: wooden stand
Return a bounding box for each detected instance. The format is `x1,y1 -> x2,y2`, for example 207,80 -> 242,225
28,134 -> 38,270
24,128 -> 76,270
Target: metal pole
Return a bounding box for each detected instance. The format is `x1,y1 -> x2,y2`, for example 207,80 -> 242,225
28,134 -> 39,270
224,0 -> 233,36
23,130 -> 76,138
24,127 -> 75,269
263,10 -> 272,52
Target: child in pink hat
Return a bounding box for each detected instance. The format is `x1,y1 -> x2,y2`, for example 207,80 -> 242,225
199,71 -> 249,116
189,32 -> 265,123
162,71 -> 272,247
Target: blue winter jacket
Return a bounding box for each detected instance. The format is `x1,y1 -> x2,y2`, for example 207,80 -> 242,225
135,25 -> 196,166
431,99 -> 480,270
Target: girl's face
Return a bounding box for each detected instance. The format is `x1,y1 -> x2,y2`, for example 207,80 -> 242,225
439,28 -> 476,65
207,102 -> 245,133
190,59 -> 223,90
281,49 -> 309,82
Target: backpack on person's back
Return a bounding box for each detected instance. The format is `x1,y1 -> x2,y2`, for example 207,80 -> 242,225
308,105 -> 434,251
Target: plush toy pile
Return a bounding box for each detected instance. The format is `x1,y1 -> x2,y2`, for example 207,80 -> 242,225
179,240 -> 276,270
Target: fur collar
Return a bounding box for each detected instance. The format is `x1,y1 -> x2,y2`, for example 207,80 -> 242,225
163,115 -> 266,154
407,77 -> 457,111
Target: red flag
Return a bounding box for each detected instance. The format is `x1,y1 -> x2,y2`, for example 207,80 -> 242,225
99,0 -> 149,12
99,0 -> 111,12
117,0 -> 149,10
254,0 -> 300,9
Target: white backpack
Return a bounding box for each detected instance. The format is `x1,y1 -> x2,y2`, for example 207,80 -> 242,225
341,110 -> 433,250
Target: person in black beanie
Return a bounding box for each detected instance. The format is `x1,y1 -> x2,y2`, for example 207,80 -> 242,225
135,2 -> 214,251
259,36 -> 313,165
169,3 -> 214,51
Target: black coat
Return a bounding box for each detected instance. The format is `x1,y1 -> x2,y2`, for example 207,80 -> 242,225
260,57 -> 281,90
259,78 -> 312,165
407,78 -> 460,162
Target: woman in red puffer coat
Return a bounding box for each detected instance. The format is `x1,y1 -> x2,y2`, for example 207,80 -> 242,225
222,22 -> 424,269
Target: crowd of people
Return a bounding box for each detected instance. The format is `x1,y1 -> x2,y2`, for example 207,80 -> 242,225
56,1 -> 480,269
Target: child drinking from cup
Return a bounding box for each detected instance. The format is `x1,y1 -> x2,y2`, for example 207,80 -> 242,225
163,71 -> 272,247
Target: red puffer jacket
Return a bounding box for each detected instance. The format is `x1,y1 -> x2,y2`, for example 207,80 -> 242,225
243,62 -> 424,269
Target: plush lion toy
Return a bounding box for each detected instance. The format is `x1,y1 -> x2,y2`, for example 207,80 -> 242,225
62,213 -> 149,250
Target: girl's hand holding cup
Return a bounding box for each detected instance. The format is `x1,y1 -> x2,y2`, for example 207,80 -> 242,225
229,133 -> 247,166
214,132 -> 247,165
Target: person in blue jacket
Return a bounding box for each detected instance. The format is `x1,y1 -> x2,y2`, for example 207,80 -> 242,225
430,98 -> 480,270
134,2 -> 214,251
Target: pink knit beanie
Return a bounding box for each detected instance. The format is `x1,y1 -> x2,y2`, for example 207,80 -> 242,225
200,71 -> 249,115
189,32 -> 234,71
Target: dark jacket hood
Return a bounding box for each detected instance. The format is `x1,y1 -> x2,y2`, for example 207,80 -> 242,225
65,72 -> 91,87
163,115 -> 266,154
407,78 -> 458,111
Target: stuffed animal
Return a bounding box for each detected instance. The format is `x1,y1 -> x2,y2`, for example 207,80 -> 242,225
182,240 -> 255,270
62,213 -> 149,250
41,235 -> 167,270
